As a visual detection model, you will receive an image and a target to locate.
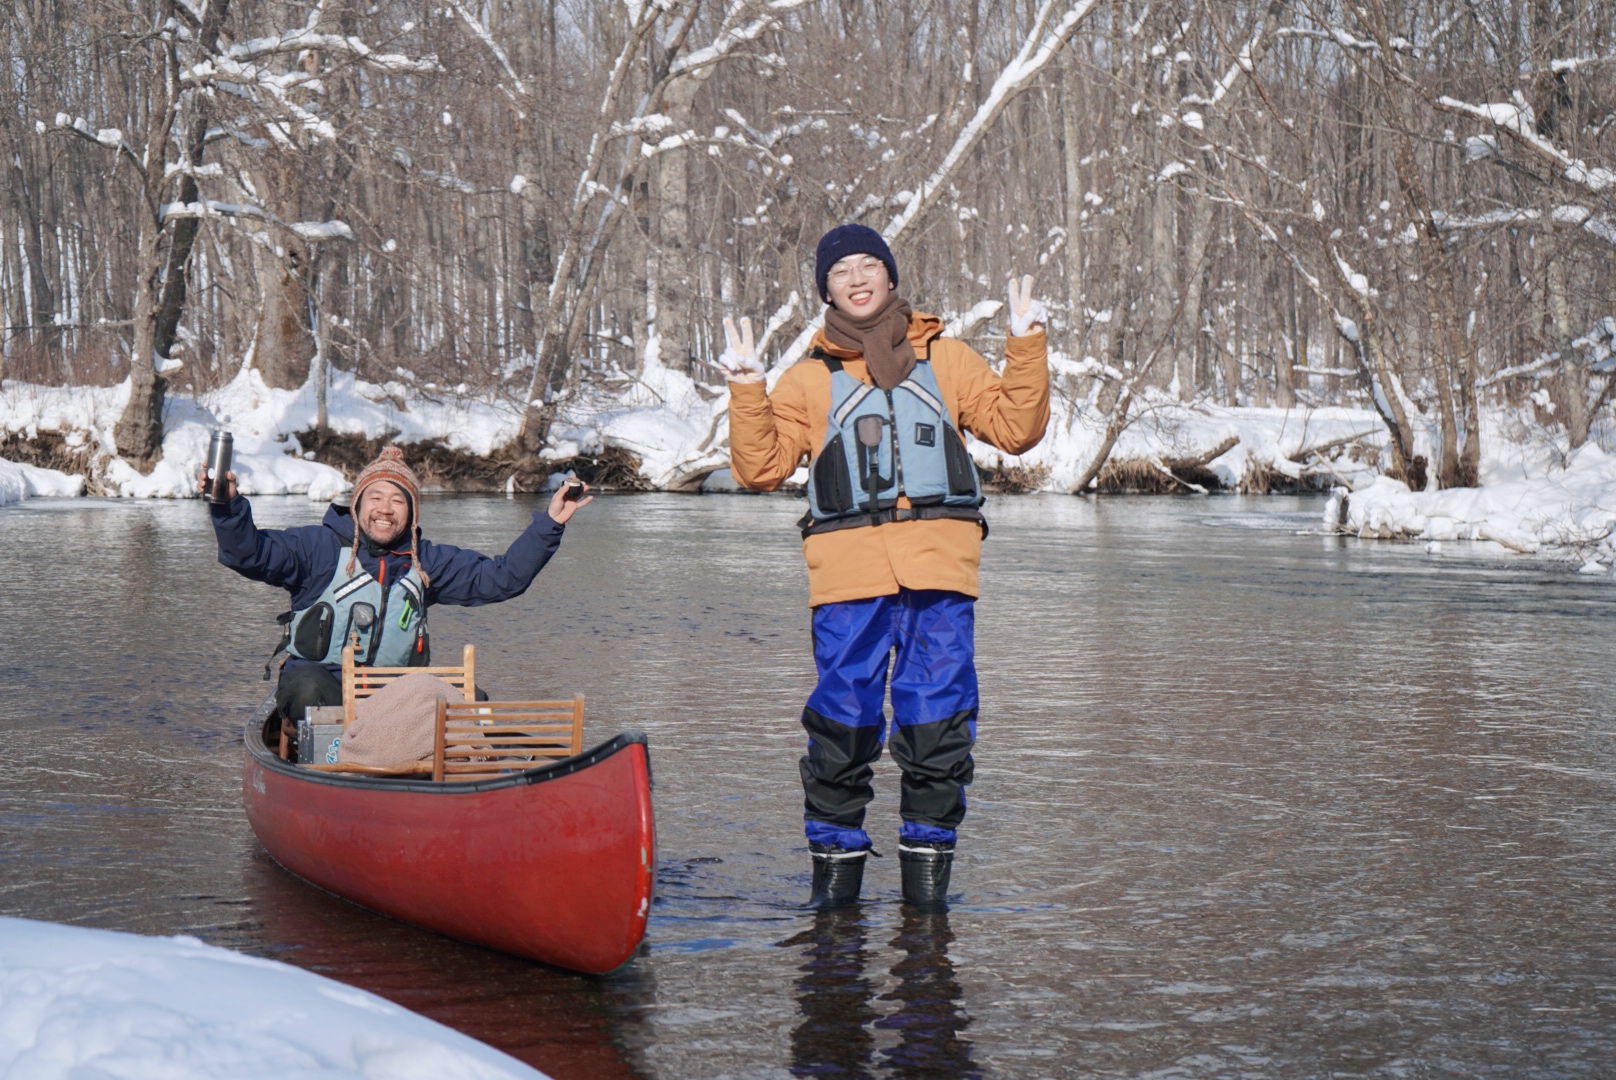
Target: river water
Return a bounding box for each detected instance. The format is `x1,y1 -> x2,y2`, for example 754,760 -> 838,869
3,491 -> 1615,1078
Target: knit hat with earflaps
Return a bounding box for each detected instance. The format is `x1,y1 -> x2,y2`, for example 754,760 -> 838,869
347,445 -> 428,585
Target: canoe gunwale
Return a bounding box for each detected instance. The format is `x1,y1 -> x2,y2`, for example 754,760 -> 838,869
243,720 -> 651,796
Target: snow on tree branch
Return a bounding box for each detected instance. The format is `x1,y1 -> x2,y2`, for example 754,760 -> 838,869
1541,53 -> 1616,75
1437,94 -> 1616,196
225,25 -> 441,74
1432,205 -> 1616,247
45,114 -> 141,171
449,1 -> 528,98
884,0 -> 1099,242
667,0 -> 813,80
769,0 -> 1100,373
159,198 -> 354,242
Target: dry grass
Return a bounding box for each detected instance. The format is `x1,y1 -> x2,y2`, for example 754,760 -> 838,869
293,428 -> 651,493
980,459 -> 1051,494
1097,457 -> 1227,494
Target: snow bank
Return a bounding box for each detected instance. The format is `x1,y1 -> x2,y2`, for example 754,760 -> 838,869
0,363 -> 530,500
0,458 -> 83,506
550,358 -> 729,489
993,387 -> 1386,492
0,916 -> 548,1080
1338,441 -> 1616,561
0,334 -> 1393,496
1,334 -> 1606,522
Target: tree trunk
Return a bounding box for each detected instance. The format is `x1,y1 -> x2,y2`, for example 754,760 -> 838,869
1549,250 -> 1589,446
4,143 -> 58,348
113,1 -> 180,471
114,219 -> 170,468
654,78 -> 702,372
253,233 -> 316,389
153,0 -> 230,369
1270,262 -> 1296,408
1391,125 -> 1472,486
1061,46 -> 1084,330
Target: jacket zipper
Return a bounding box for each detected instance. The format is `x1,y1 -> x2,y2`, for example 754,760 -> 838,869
368,554 -> 391,664
884,389 -> 906,500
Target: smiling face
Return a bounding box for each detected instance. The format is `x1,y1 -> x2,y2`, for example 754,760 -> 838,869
357,482 -> 411,547
826,254 -> 893,315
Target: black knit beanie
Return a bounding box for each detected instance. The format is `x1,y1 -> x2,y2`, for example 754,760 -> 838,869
814,224 -> 899,302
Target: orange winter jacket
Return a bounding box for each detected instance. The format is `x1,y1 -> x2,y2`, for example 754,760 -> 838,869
728,311 -> 1050,607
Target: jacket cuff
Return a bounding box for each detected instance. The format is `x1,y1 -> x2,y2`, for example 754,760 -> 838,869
1004,328 -> 1047,364
728,379 -> 770,403
208,493 -> 247,520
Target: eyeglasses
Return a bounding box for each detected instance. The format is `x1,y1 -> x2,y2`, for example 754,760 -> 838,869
827,257 -> 886,284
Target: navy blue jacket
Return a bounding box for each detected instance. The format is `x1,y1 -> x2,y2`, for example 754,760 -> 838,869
210,496 -> 565,664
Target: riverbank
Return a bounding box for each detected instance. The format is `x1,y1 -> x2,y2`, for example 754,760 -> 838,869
0,455 -> 82,506
5,363 -> 1614,568
0,360 -> 1390,500
1334,438 -> 1616,567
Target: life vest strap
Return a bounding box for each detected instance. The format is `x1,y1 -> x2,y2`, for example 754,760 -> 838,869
797,504 -> 988,540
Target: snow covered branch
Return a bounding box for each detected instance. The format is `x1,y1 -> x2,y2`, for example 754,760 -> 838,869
666,0 -> 813,80
43,114 -> 141,172
1432,205 -> 1616,247
883,0 -> 1099,242
769,0 -> 1100,374
159,199 -> 354,242
449,2 -> 527,96
1437,94 -> 1616,196
222,29 -> 442,74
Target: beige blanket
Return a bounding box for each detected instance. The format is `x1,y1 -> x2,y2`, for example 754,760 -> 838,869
337,672 -> 464,766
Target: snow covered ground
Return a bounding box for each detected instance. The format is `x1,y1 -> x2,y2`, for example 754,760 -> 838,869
1005,390 -> 1386,492
0,350 -> 1391,502
0,916 -> 548,1080
0,456 -> 82,507
1335,438 -> 1616,567
4,351 -> 1615,567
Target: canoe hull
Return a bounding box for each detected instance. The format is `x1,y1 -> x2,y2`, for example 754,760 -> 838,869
242,723 -> 654,974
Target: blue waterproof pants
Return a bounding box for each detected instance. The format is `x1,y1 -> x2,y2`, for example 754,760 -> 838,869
800,588 -> 978,851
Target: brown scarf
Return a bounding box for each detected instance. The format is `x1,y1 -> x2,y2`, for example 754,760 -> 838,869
824,295 -> 916,390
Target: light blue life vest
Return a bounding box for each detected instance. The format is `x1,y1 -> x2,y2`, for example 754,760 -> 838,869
285,558 -> 428,667
803,349 -> 985,538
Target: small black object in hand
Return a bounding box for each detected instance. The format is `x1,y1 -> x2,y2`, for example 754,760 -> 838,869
562,480 -> 585,502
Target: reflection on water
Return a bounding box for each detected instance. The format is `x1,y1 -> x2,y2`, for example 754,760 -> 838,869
879,911 -> 976,1080
781,907 -> 976,1080
4,492 -> 1616,1077
783,909 -> 880,1078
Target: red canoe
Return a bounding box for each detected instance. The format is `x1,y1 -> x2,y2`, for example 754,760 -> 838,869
242,719 -> 655,974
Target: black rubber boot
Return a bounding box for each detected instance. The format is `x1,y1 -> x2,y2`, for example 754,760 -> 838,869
805,844 -> 868,910
899,840 -> 955,912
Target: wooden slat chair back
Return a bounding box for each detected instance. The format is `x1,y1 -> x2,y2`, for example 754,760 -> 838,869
432,696 -> 585,782
340,642 -> 476,726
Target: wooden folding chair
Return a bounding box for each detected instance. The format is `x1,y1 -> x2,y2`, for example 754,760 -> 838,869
341,641 -> 476,726
432,696 -> 585,782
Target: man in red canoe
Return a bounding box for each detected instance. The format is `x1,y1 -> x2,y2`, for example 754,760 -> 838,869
202,446 -> 590,744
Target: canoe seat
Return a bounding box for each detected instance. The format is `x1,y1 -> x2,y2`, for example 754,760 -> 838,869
341,641 -> 476,726
433,697 -> 585,782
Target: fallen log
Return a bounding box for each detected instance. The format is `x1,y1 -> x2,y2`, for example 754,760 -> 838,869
1097,436 -> 1241,494
1288,430 -> 1378,464
1168,434 -> 1240,470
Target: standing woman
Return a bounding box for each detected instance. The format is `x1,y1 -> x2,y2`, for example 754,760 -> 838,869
719,224 -> 1050,910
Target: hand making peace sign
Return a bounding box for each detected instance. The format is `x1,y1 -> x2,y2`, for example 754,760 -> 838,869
1007,275 -> 1048,338
717,316 -> 765,384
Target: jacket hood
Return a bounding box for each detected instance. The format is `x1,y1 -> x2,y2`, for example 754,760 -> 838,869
811,311 -> 943,359
322,501 -> 356,544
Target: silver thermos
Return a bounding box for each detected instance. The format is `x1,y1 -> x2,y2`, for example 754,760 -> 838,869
205,430 -> 234,504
